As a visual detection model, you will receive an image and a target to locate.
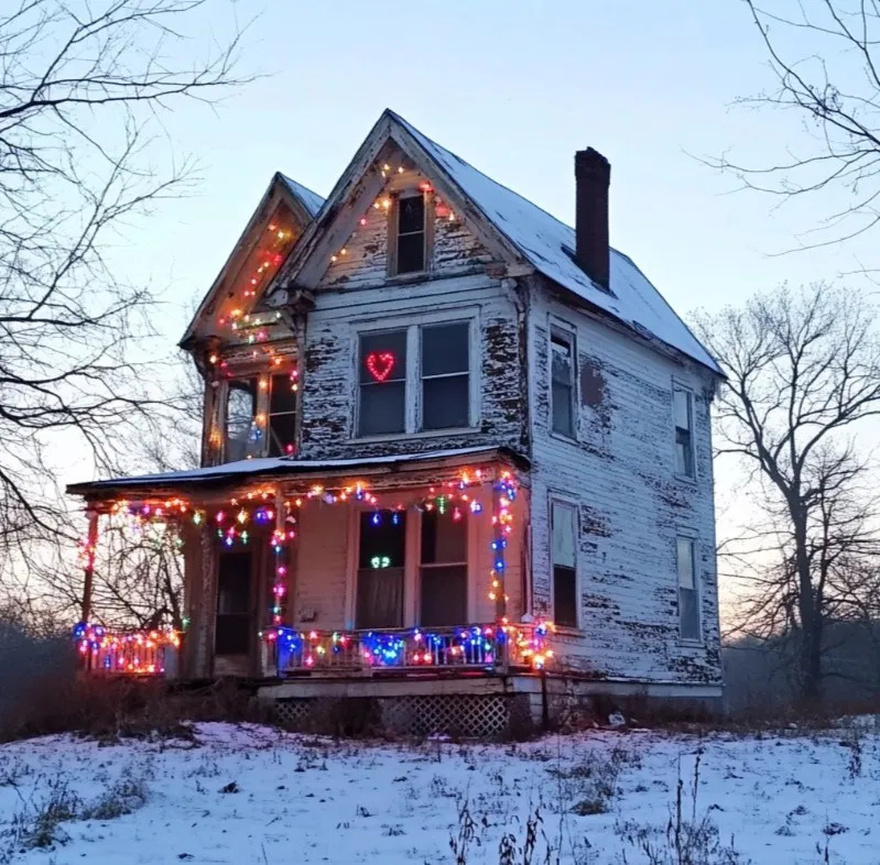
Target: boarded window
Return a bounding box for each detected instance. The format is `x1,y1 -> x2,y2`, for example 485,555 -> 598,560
215,550 -> 252,655
551,501 -> 578,628
356,510 -> 405,629
677,537 -> 701,641
358,330 -> 407,436
420,509 -> 467,626
268,372 -> 297,456
395,194 -> 426,274
225,378 -> 258,462
673,388 -> 695,477
551,330 -> 575,437
421,322 -> 470,430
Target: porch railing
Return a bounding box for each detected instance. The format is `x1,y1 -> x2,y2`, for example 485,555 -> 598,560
73,623 -> 180,677
268,622 -> 552,675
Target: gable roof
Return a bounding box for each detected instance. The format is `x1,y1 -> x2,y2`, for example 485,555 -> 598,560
279,174 -> 324,218
387,112 -> 720,375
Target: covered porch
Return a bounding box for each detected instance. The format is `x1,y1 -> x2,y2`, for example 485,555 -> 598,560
67,447 -> 554,686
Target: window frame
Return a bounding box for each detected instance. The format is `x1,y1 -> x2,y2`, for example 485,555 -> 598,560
418,508 -> 469,627
267,370 -> 300,457
352,312 -> 480,441
356,327 -> 409,438
388,190 -> 434,278
222,374 -> 260,463
549,322 -> 577,442
549,495 -> 580,631
676,534 -> 702,644
672,382 -> 696,480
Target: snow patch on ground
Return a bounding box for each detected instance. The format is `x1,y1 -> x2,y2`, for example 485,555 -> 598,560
0,721 -> 878,864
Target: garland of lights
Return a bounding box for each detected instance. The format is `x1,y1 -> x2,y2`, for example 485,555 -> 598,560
73,622 -> 181,675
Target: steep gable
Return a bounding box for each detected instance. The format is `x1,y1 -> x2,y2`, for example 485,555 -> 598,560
180,172 -> 324,356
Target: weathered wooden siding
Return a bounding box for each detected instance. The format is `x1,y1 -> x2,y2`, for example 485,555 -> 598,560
527,279 -> 721,690
299,272 -> 525,460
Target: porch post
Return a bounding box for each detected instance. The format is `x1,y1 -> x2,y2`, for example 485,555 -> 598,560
80,508 -> 99,623
491,477 -> 508,623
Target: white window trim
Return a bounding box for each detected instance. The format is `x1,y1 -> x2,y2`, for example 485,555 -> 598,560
548,493 -> 581,633
548,319 -> 578,443
352,310 -> 481,441
672,379 -> 697,483
387,190 -> 434,278
675,532 -> 703,645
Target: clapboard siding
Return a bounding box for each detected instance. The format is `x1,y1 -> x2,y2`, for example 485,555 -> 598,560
527,281 -> 721,686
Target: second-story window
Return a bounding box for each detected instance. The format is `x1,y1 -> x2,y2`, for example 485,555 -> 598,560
394,193 -> 426,275
268,372 -> 298,456
225,377 -> 258,462
358,330 -> 407,436
673,387 -> 695,477
677,537 -> 701,641
421,322 -> 470,430
551,329 -> 575,438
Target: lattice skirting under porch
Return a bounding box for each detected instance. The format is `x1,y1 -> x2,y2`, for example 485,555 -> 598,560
274,692 -> 534,738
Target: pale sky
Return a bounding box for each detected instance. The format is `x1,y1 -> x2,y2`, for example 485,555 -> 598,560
75,1 -> 878,618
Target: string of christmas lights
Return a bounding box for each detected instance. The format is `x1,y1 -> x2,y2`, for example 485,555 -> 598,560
72,623 -> 181,675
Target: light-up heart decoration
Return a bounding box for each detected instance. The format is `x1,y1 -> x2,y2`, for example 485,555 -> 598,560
365,351 -> 396,382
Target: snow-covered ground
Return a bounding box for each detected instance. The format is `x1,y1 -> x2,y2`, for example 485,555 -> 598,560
0,720 -> 877,864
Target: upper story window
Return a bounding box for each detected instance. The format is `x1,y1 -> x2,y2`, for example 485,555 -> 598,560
677,537 -> 701,641
421,323 -> 469,430
356,320 -> 473,438
551,328 -> 576,438
225,377 -> 258,462
358,329 -> 408,436
673,386 -> 695,478
267,372 -> 298,456
391,193 -> 427,275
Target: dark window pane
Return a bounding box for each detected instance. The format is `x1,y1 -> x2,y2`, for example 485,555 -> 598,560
268,412 -> 297,457
679,587 -> 700,640
398,195 -> 425,234
421,564 -> 467,627
551,335 -> 573,385
423,375 -> 469,430
359,380 -> 405,436
553,565 -> 577,628
270,373 -> 298,414
552,382 -> 574,436
356,568 -> 404,629
225,378 -> 257,461
216,551 -> 251,655
673,389 -> 691,431
675,429 -> 694,477
422,322 -> 469,377
358,510 -> 406,569
421,510 -> 467,564
397,232 -> 425,274
360,330 -> 407,384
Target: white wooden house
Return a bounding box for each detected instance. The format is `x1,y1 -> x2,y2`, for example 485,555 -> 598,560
68,110 -> 723,734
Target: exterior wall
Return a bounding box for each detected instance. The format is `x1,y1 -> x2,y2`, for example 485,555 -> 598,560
528,279 -> 721,689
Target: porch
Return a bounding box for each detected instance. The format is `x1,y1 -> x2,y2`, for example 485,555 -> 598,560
67,447 -> 556,693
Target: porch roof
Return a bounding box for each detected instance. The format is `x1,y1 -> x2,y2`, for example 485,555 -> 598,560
66,446 -> 529,501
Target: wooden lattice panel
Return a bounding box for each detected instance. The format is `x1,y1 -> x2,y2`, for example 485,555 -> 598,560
274,698 -> 314,729
381,694 -> 510,738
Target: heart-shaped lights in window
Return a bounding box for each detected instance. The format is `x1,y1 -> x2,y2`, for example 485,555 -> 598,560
365,351 -> 396,383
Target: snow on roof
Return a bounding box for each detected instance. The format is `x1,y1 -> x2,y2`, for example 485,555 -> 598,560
390,111 -> 721,375
67,446 -> 520,495
279,174 -> 325,217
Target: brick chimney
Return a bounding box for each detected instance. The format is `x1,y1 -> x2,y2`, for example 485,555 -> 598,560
574,148 -> 611,290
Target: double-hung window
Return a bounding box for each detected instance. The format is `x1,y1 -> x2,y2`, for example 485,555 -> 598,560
393,194 -> 427,275
356,510 -> 406,629
673,387 -> 695,478
358,330 -> 408,436
267,372 -> 298,456
551,500 -> 578,628
420,509 -> 468,626
421,323 -> 469,430
356,320 -> 472,437
225,377 -> 258,462
677,537 -> 700,641
551,329 -> 576,438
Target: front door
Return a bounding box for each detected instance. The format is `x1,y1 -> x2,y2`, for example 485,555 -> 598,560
215,549 -> 253,665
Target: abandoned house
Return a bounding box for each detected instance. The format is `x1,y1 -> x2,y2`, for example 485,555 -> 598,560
67,109 -> 724,734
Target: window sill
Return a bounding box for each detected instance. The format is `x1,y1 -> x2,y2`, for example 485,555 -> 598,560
678,638 -> 704,649
385,271 -> 430,285
549,430 -> 579,447
674,471 -> 698,486
350,426 -> 481,444
551,625 -> 585,638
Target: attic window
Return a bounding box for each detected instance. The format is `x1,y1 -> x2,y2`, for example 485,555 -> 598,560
392,194 -> 426,275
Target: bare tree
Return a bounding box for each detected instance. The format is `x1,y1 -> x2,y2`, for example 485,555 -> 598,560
0,2 -> 245,567
718,1 -> 880,250
695,283 -> 880,702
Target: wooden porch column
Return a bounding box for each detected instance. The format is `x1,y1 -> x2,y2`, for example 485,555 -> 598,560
491,476 -> 507,623
80,509 -> 99,623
